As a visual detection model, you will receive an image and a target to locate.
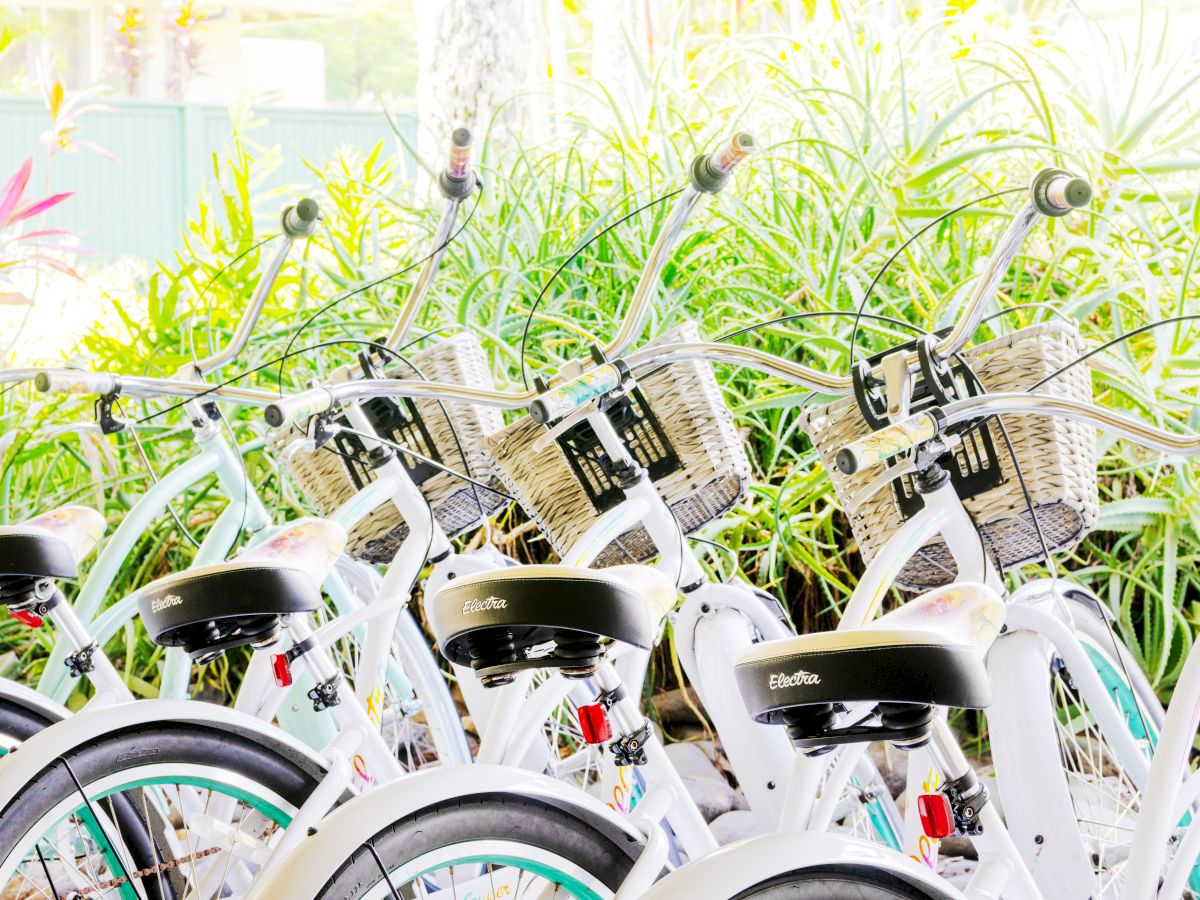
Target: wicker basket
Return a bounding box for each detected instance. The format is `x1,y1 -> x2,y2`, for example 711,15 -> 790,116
487,321 -> 751,568
801,321 -> 1098,592
269,332 -> 508,563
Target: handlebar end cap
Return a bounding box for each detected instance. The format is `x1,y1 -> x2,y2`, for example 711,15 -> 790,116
1031,167 -> 1092,217
295,198 -> 319,223
1063,177 -> 1092,209
451,127 -> 472,148
33,372 -> 51,393
835,449 -> 858,475
263,404 -> 286,429
528,400 -> 550,425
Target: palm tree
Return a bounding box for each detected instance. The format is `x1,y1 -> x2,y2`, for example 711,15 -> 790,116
411,0 -> 532,159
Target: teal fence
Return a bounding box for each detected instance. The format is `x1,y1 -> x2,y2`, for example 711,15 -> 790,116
0,97 -> 415,260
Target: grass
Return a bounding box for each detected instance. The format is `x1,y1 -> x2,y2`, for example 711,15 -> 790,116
2,0 -> 1199,709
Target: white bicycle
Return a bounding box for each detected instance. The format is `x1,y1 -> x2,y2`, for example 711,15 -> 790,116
245,166 -> 1180,899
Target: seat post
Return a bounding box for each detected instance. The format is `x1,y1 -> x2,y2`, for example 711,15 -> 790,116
14,581 -> 129,702
591,661 -> 719,860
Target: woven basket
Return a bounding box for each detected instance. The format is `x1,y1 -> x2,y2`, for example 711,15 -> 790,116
269,332 -> 508,563
487,321 -> 750,568
801,321 -> 1098,592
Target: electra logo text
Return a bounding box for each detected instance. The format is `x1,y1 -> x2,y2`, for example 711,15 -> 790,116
151,593 -> 183,614
769,669 -> 821,689
462,595 -> 507,615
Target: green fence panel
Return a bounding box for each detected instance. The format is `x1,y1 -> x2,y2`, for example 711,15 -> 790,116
0,97 -> 414,261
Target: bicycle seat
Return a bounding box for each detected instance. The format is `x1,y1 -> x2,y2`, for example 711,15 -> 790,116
136,518 -> 346,663
428,564 -> 677,687
735,582 -> 1004,749
0,505 -> 105,599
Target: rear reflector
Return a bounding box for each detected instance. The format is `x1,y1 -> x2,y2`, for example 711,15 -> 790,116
577,703 -> 612,744
917,792 -> 954,839
9,608 -> 43,629
271,654 -> 293,688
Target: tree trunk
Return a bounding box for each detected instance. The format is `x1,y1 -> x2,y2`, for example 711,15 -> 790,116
411,0 -> 531,164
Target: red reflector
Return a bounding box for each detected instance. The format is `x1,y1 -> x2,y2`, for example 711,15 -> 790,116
917,793 -> 954,839
9,608 -> 43,629
271,654 -> 293,688
577,704 -> 611,744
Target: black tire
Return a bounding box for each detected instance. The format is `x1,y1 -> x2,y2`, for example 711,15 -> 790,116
317,793 -> 642,899
734,864 -> 949,899
0,695 -> 60,745
0,721 -> 327,898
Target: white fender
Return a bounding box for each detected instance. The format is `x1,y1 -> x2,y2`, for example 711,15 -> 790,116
0,678 -> 72,728
639,831 -> 966,899
0,699 -> 331,809
246,763 -> 647,899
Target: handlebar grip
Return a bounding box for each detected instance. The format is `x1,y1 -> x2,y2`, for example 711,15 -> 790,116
263,388 -> 335,429
282,198 -> 320,238
34,371 -> 118,396
439,127 -> 475,201
835,410 -> 944,475
689,132 -> 756,194
528,362 -> 628,425
1031,168 -> 1092,217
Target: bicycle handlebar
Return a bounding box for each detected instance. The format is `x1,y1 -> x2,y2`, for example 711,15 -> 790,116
383,128 -> 477,351
35,370 -> 278,407
190,197 -> 320,377
281,198 -> 320,238
264,377 -> 533,429
602,132 -> 756,360
929,168 -> 1090,365
528,361 -> 629,425
834,392 -> 1200,474
439,127 -> 474,200
267,335 -> 860,431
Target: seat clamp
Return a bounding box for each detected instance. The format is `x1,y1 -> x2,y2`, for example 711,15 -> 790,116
610,719 -> 652,767
307,674 -> 342,712
284,635 -> 318,665
65,642 -> 98,678
943,769 -> 988,836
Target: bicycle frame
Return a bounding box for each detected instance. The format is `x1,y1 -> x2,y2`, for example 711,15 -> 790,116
36,419 -> 270,705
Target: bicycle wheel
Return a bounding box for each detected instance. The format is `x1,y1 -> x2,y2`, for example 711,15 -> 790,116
388,606 -> 472,767
314,794 -> 641,899
0,719 -> 324,898
733,864 -> 947,899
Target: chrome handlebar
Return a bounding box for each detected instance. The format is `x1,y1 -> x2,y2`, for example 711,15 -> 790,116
189,198 -> 320,378
835,392 -> 1200,475
601,132 -> 756,360
383,128 -> 477,353
34,370 -> 278,407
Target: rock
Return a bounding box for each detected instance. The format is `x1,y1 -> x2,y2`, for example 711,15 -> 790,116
710,809 -> 761,845
653,687 -> 705,725
939,836 -> 978,861
664,741 -> 723,781
681,774 -> 736,822
868,742 -> 907,799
